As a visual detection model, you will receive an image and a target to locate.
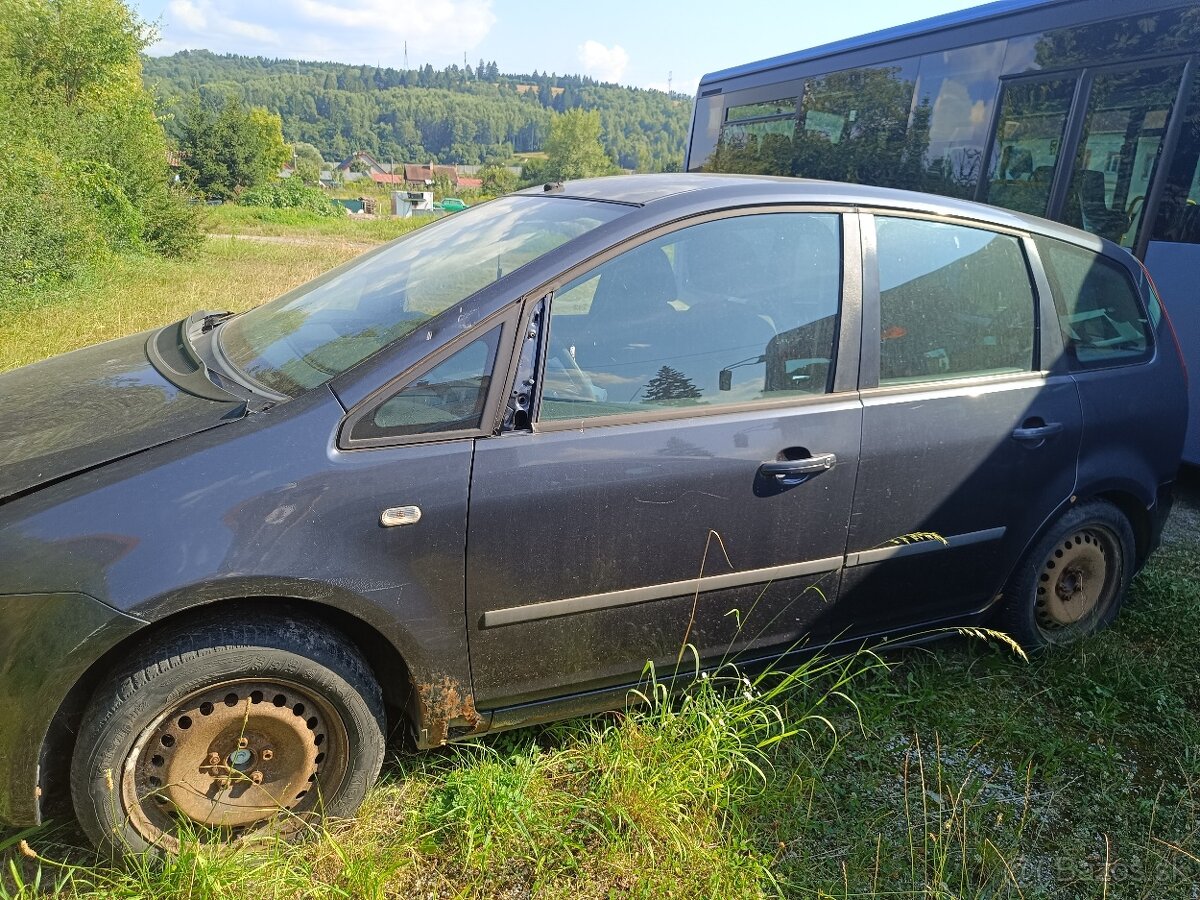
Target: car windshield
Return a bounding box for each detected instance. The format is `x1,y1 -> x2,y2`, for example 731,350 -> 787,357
218,195 -> 629,396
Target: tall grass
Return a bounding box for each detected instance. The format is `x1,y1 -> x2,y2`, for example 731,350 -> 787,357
4,647 -> 885,899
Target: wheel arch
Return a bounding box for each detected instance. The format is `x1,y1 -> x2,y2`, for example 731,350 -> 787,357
1083,485 -> 1154,565
38,595 -> 418,822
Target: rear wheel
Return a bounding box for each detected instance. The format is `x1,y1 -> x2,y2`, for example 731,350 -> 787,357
71,617 -> 386,856
998,500 -> 1135,651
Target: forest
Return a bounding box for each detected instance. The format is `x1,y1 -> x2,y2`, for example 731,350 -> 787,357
142,50 -> 692,171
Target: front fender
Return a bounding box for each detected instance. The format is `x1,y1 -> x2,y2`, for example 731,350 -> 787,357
0,592 -> 143,826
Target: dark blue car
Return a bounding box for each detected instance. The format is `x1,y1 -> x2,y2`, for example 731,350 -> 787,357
0,174 -> 1187,854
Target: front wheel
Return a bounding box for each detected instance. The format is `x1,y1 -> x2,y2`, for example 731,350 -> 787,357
71,616 -> 386,856
997,500 -> 1136,652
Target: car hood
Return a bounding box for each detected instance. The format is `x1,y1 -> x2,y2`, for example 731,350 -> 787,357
0,329 -> 248,502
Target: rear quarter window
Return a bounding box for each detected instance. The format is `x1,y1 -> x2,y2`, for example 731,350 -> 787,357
1034,236 -> 1152,369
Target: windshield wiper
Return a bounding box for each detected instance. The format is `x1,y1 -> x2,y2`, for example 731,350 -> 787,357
201,310 -> 235,332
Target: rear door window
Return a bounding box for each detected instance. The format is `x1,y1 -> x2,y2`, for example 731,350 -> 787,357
875,217 -> 1037,384
1034,236 -> 1152,368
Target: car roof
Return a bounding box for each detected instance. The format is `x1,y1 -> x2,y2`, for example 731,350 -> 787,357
517,172 -> 1110,253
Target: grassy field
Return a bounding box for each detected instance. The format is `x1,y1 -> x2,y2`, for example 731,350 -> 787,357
201,204 -> 435,243
0,239 -> 361,372
2,234 -> 1199,898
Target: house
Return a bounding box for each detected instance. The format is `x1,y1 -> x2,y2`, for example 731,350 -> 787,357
403,162 -> 460,188
336,151 -> 404,185
335,152 -> 486,190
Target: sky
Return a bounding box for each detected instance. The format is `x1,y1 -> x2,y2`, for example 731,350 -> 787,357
128,0 -> 984,94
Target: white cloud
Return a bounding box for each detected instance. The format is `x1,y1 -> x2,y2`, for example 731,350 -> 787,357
167,0 -> 206,31
166,0 -> 279,46
577,40 -> 629,84
150,0 -> 496,66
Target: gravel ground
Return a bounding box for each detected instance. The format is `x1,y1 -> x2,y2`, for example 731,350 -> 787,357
1164,466 -> 1200,544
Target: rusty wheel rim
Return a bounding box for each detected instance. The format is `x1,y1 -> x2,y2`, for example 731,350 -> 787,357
121,679 -> 348,848
1034,526 -> 1117,640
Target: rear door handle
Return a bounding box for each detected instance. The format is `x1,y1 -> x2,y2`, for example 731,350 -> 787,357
758,452 -> 837,484
1011,421 -> 1064,443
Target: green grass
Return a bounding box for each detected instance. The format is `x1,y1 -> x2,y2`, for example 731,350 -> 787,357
0,239 -> 362,372
201,204 -> 437,242
2,232 -> 1199,897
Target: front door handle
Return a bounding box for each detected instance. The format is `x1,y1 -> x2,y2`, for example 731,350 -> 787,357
758,452 -> 837,484
1011,420 -> 1064,444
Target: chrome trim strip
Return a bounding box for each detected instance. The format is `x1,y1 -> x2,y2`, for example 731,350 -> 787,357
845,526 -> 1006,567
481,555 -> 845,628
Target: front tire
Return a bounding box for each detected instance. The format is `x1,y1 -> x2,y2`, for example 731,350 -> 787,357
998,500 -> 1135,652
70,616 -> 386,857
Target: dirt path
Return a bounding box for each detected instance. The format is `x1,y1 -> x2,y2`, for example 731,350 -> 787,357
206,232 -> 379,250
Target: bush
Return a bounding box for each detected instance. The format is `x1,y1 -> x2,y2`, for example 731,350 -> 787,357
240,178 -> 342,217
0,0 -> 204,288
0,141 -> 101,285
140,184 -> 204,256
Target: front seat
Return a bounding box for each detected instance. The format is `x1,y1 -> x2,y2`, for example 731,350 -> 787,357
571,245 -> 679,397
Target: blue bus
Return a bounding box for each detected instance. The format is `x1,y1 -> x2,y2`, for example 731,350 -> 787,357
688,0 -> 1200,462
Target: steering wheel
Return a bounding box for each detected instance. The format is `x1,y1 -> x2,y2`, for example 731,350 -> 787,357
544,339 -> 597,403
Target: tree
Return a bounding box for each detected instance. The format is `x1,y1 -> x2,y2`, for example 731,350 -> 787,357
0,0 -> 200,286
292,141 -> 324,183
543,109 -> 615,181
479,163 -> 517,195
141,51 -> 692,173
5,0 -> 146,106
246,106 -> 291,178
643,366 -> 702,403
178,94 -> 290,198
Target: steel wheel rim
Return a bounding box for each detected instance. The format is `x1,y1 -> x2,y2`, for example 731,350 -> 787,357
1034,526 -> 1119,642
120,678 -> 349,848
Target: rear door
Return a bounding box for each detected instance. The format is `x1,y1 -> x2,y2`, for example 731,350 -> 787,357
830,212 -> 1083,638
466,209 -> 863,708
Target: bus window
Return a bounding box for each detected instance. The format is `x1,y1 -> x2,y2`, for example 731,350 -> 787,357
1062,65 -> 1185,247
687,93 -> 724,173
1152,73 -> 1200,245
981,77 -> 1077,217
912,41 -> 1006,198
721,102 -> 798,154
698,85 -> 802,175
797,61 -> 919,188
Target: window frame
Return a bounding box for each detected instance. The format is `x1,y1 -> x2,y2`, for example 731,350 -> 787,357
337,306 -> 521,450
858,209 -> 1059,394
523,205 -> 863,433
976,70 -> 1084,220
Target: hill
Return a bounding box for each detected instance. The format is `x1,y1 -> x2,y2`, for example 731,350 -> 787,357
142,50 -> 692,172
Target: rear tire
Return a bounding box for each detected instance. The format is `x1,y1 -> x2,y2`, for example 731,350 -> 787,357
70,616 -> 386,857
998,500 -> 1135,652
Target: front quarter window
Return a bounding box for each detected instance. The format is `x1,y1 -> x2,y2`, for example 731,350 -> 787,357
218,196 -> 628,396
348,327 -> 502,443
